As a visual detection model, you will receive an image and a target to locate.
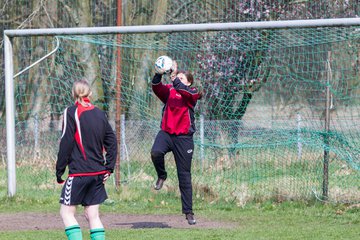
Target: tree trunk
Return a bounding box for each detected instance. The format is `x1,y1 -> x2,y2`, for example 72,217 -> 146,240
122,0 -> 169,119
73,0 -> 103,106
17,0 -> 57,129
31,1 -> 58,123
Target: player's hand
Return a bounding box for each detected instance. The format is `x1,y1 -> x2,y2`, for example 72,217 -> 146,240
170,60 -> 178,81
103,172 -> 110,184
171,60 -> 178,73
57,177 -> 65,184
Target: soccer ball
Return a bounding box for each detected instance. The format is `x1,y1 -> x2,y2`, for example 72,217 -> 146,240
154,56 -> 173,74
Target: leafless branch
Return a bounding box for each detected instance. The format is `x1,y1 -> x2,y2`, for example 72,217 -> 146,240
0,0 -> 10,16
0,16 -> 23,24
58,0 -> 80,25
42,1 -> 55,28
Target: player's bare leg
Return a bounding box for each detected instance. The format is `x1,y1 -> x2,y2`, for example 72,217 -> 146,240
85,204 -> 105,240
60,204 -> 78,227
60,204 -> 82,240
84,204 -> 103,229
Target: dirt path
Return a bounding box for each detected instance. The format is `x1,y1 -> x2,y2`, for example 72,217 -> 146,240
0,213 -> 237,231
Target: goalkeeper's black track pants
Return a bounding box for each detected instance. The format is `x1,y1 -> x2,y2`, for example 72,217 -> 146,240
151,130 -> 194,214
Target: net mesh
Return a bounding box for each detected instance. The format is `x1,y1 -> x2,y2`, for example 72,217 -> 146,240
9,25 -> 360,204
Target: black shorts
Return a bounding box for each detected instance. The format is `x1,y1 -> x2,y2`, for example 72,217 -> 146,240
59,175 -> 108,206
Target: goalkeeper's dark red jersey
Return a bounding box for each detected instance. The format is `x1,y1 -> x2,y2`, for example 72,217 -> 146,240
152,74 -> 201,135
56,98 -> 117,183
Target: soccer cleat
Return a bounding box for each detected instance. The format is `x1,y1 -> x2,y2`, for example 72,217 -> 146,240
185,213 -> 196,225
154,178 -> 165,190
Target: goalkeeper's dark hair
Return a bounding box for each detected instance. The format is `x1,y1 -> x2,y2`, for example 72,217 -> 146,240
178,70 -> 203,99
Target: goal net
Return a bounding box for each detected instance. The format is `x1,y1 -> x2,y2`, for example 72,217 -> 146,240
4,21 -> 360,204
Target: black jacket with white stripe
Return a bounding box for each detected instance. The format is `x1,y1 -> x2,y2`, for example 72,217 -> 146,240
56,98 -> 117,183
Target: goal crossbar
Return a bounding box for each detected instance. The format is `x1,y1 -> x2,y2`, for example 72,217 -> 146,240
4,18 -> 360,37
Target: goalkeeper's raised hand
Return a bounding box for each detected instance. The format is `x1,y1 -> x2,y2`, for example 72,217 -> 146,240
170,60 -> 178,81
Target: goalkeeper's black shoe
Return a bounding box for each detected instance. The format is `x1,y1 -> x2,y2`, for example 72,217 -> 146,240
154,178 -> 165,190
185,213 -> 196,225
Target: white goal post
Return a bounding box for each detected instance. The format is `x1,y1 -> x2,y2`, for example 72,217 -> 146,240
4,18 -> 360,197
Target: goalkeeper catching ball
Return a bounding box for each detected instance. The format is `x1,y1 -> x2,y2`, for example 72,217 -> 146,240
151,60 -> 202,225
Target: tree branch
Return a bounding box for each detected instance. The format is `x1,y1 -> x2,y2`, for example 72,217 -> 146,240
58,0 -> 80,25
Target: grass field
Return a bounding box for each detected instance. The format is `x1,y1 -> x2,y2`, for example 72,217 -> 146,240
0,150 -> 358,239
0,187 -> 359,240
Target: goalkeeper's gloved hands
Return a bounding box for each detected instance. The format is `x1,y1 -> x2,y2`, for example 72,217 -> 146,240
170,60 -> 178,73
170,60 -> 178,81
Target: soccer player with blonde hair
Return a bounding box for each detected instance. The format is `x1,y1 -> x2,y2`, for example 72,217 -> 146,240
56,80 -> 117,240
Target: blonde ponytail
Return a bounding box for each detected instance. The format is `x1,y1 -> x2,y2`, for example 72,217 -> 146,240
72,80 -> 92,106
